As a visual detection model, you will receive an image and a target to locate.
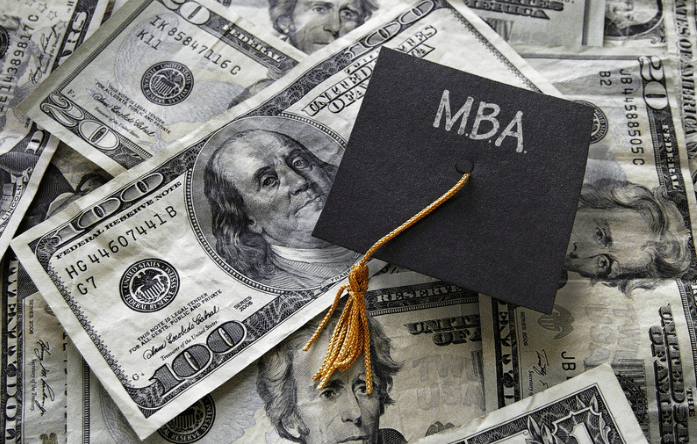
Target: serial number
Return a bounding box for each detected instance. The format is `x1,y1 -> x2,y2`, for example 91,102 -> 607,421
599,68 -> 646,166
63,206 -> 178,295
138,15 -> 241,75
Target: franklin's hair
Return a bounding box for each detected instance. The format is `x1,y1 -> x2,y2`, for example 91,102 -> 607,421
578,178 -> 692,293
203,129 -> 337,281
268,0 -> 379,36
256,310 -> 402,443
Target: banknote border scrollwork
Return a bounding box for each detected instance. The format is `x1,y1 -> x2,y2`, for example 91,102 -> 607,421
465,385 -> 626,444
44,263 -> 132,387
443,4 -> 540,93
677,279 -> 697,383
1,257 -> 24,441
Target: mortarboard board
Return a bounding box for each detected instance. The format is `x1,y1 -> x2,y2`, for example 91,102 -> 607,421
313,48 -> 593,314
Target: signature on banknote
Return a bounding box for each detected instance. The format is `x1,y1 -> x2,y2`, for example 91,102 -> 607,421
32,339 -> 56,416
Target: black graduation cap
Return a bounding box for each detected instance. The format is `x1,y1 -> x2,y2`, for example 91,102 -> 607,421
313,48 -> 592,313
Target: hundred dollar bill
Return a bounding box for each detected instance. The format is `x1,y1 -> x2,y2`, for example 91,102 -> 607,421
11,0 -> 561,437
414,364 -> 649,444
0,0 -> 108,259
19,0 -> 306,176
480,280 -> 697,443
461,0 -> 606,46
67,273 -> 485,443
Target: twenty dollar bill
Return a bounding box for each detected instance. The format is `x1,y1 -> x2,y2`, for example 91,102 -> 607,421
19,0 -> 305,175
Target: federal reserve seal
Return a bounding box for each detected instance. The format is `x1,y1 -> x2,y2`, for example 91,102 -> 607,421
576,100 -> 608,143
141,61 -> 194,106
0,26 -> 9,60
158,394 -> 216,442
120,259 -> 180,312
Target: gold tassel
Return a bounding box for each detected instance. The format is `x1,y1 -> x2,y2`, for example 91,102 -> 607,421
304,172 -> 471,393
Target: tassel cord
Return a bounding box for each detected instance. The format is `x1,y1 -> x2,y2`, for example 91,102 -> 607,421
304,172 -> 471,393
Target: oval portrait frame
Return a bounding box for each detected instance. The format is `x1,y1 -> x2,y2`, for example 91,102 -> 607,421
187,115 -> 347,292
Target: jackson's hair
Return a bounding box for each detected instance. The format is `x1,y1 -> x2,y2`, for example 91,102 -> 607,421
578,178 -> 692,293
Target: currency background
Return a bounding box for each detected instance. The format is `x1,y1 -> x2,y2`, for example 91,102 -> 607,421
4,0 -> 697,442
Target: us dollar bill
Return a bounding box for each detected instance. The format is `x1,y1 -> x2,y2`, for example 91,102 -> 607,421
414,364 -> 649,444
602,0 -> 666,47
481,280 -> 697,444
67,273 -> 485,444
222,0 -> 605,49
1,253 -> 70,444
461,0 -> 605,46
19,0 -> 306,176
11,0 -> 561,437
1,134 -> 112,444
0,0 -> 108,260
663,0 -> 697,164
519,47 -> 697,279
480,49 -> 697,443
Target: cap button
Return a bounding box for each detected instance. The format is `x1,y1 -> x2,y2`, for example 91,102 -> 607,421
456,160 -> 473,174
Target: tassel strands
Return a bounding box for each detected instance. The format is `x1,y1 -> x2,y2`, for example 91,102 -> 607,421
304,172 -> 471,394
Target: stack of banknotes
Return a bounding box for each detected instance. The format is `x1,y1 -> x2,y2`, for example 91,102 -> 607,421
2,0 -> 697,442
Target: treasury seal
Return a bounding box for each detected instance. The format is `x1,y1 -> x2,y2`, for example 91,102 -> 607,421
120,259 -> 180,312
141,61 -> 194,106
0,26 -> 9,59
576,100 -> 608,143
158,394 -> 216,442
